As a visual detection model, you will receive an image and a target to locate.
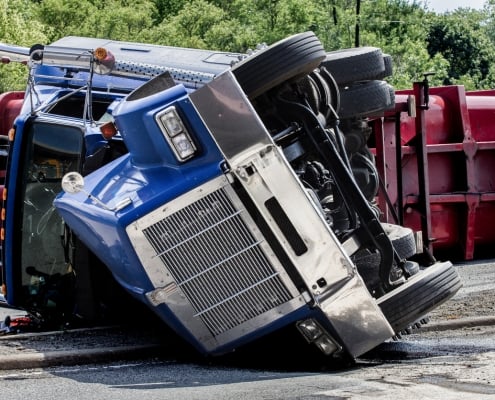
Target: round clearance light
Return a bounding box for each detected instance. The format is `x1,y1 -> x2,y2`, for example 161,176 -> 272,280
94,47 -> 115,75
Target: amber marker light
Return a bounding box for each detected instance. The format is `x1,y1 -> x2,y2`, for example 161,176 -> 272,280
94,47 -> 107,61
8,128 -> 15,141
100,121 -> 117,140
2,188 -> 6,201
93,47 -> 115,75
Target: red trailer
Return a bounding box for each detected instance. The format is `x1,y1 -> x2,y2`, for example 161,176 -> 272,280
373,79 -> 495,260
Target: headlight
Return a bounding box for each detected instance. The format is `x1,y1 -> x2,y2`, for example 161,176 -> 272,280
170,133 -> 196,159
156,106 -> 197,161
296,318 -> 342,356
297,319 -> 323,342
314,335 -> 340,355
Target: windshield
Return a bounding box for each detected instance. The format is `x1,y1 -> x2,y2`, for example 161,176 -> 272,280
19,121 -> 83,314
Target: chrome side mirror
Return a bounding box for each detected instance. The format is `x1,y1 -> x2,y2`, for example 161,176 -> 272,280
61,172 -> 85,194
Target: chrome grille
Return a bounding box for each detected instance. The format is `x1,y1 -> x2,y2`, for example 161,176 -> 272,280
142,187 -> 293,336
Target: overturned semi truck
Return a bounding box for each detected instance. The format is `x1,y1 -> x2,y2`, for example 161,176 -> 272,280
0,32 -> 461,358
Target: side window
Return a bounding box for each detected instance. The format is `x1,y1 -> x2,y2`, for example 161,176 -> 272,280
20,122 -> 83,312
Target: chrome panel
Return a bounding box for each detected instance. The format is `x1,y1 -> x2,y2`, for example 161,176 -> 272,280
319,275 -> 394,357
190,71 -> 394,353
51,36 -> 237,77
37,46 -> 94,69
189,71 -> 272,161
127,176 -> 302,350
231,146 -> 356,295
0,43 -> 30,63
342,234 -> 361,257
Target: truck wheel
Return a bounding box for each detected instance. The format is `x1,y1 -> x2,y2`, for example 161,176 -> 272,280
354,223 -> 416,266
377,261 -> 462,333
339,80 -> 394,119
232,31 -> 326,99
377,54 -> 393,80
321,47 -> 385,85
381,223 -> 416,260
354,223 -> 418,293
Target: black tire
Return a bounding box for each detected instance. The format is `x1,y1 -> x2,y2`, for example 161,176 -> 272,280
296,75 -> 321,114
321,47 -> 385,85
387,83 -> 396,111
353,223 -> 416,265
353,250 -> 382,292
378,261 -> 462,333
232,31 -> 326,99
354,223 -> 417,292
339,80 -> 394,119
350,151 -> 379,201
377,54 -> 393,80
382,223 -> 416,260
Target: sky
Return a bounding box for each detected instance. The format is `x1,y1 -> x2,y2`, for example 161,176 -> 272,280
426,0 -> 486,13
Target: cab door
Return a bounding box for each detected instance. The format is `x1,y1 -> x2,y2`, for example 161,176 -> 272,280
2,117 -> 83,319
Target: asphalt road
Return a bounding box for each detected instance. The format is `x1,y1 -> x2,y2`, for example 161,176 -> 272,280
0,326 -> 494,400
0,259 -> 493,399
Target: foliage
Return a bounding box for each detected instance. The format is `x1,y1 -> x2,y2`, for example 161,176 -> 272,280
426,9 -> 495,89
36,0 -> 157,41
140,0 -> 231,49
0,0 -> 47,91
0,0 -> 494,90
152,0 -> 184,21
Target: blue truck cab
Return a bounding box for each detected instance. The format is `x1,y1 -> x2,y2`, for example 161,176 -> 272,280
0,33 -> 461,359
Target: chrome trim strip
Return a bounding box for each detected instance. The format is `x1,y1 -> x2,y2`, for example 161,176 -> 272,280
319,275 -> 394,358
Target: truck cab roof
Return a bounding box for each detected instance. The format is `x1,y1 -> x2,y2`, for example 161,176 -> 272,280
51,36 -> 240,75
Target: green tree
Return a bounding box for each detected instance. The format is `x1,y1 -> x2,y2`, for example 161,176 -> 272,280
368,1 -> 449,87
140,0 -> 248,51
152,0 -> 184,21
1,0 -> 495,91
89,0 -> 157,40
36,0 -> 157,42
0,0 -> 48,91
426,9 -> 494,89
229,0 -> 327,45
36,0 -> 97,42
313,0 -> 358,49
318,0 -> 447,88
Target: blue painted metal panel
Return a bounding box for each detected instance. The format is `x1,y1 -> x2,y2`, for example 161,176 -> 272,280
54,83 -> 226,298
2,116 -> 28,304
